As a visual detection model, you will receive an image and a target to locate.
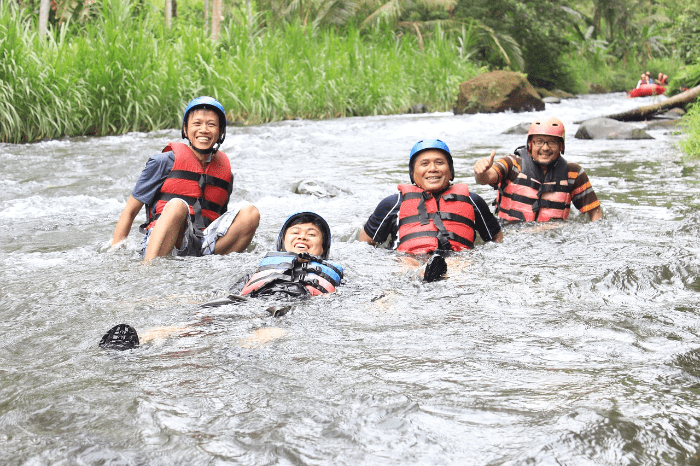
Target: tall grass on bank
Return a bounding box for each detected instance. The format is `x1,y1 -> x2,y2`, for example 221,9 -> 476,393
680,102 -> 700,158
0,0 -> 480,143
562,47 -> 684,94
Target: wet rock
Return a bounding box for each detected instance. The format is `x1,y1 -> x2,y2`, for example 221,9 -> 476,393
658,107 -> 686,119
536,88 -> 576,99
575,118 -> 654,140
543,96 -> 561,104
502,122 -> 531,135
645,119 -> 682,130
454,70 -> 545,115
293,180 -> 348,198
553,89 -> 576,99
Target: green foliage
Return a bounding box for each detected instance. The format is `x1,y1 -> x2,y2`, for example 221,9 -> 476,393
452,0 -> 575,91
1,0 -> 480,143
668,62 -> 700,97
669,4 -> 700,65
680,102 -> 700,159
4,0 -> 697,143
0,1 -> 92,142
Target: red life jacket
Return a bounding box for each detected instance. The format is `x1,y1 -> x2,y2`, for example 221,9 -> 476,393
397,183 -> 476,254
496,147 -> 571,222
146,142 -> 232,231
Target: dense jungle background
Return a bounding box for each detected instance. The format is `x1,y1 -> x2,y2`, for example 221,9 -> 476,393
2,0 -> 700,154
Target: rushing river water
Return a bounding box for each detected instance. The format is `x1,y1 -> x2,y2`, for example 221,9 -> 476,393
2,92 -> 700,465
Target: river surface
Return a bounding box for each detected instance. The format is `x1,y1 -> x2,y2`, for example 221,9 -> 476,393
2,93 -> 700,465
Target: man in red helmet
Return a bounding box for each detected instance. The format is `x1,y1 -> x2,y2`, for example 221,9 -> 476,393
473,117 -> 602,223
110,96 -> 260,262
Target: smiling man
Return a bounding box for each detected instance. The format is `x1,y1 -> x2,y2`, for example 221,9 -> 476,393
100,212 -> 342,350
237,212 -> 343,298
110,96 -> 260,262
473,117 -> 602,223
359,139 -> 502,281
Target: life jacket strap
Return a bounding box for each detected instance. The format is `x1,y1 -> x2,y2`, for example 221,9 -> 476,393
166,170 -> 231,191
398,212 -> 475,229
399,230 -> 474,249
417,194 -> 430,225
441,193 -> 471,203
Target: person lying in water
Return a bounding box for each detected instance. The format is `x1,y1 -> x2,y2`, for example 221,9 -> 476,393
359,139 -> 503,282
99,212 -> 343,350
226,211 -> 343,299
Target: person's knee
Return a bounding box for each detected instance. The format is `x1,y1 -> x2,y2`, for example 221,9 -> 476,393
237,204 -> 260,232
161,199 -> 190,219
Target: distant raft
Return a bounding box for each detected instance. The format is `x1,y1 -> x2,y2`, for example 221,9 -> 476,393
628,84 -> 666,98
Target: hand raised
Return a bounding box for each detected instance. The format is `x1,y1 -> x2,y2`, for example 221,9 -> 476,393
474,150 -> 497,181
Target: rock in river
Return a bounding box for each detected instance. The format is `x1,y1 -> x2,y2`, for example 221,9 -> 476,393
575,118 -> 654,140
454,70 -> 545,115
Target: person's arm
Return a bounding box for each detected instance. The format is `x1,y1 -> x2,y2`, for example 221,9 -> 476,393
359,229 -> 377,245
469,192 -> 503,243
111,195 -> 144,245
359,194 -> 400,247
473,150 -> 499,185
111,152 -> 174,246
570,163 -> 602,223
587,206 -> 602,222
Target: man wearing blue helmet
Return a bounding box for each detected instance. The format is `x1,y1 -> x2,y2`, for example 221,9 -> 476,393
110,96 -> 260,262
359,139 -> 502,281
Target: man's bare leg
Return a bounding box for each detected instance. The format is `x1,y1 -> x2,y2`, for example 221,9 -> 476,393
212,204 -> 260,254
143,200 -> 189,262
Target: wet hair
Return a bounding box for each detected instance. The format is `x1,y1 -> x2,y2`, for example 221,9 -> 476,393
284,214 -> 326,242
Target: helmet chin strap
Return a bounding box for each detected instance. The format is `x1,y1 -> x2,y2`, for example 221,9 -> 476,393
189,140 -> 219,156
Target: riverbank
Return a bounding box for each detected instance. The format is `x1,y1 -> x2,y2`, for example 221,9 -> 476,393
1,1 -> 481,144
681,103 -> 700,157
3,1 -> 699,158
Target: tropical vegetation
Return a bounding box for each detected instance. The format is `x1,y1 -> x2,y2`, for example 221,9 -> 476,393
1,0 -> 699,154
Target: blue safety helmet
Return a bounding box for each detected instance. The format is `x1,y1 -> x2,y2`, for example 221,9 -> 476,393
408,139 -> 454,184
181,96 -> 227,146
276,212 -> 332,260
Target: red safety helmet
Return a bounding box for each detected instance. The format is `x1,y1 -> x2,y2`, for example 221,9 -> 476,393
527,117 -> 565,154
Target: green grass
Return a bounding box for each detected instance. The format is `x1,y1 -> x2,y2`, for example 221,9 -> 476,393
680,103 -> 700,158
0,0 -> 480,143
561,45 -> 684,94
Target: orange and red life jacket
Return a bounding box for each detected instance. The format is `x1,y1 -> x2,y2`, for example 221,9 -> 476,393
145,142 -> 232,231
397,183 -> 476,254
496,147 -> 571,222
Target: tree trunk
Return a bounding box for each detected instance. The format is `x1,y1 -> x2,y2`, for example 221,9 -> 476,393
592,1 -> 600,40
606,85 -> 700,122
39,0 -> 50,37
165,0 -> 172,28
211,0 -> 221,41
204,0 -> 209,32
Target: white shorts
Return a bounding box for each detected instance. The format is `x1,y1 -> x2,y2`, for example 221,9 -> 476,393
141,199 -> 251,257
